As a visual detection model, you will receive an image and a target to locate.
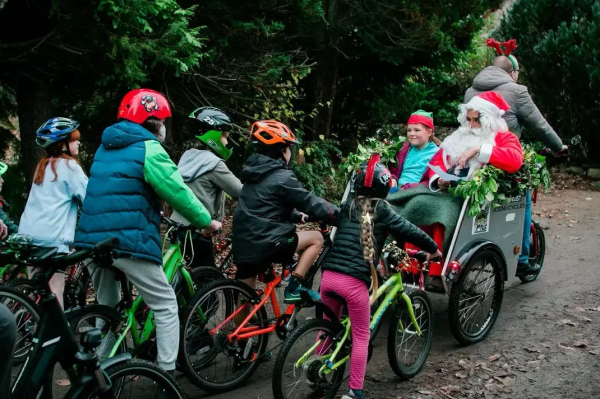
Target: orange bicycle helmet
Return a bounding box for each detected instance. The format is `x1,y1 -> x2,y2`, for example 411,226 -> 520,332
250,120 -> 301,147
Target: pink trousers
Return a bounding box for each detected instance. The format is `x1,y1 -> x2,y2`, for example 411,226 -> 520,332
320,270 -> 370,390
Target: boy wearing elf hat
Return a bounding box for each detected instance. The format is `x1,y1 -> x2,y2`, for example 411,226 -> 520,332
389,110 -> 441,190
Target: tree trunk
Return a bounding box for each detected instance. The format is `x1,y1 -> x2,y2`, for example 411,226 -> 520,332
308,0 -> 340,141
16,80 -> 53,187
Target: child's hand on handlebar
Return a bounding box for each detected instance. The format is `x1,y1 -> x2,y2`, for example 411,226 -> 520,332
426,249 -> 442,261
201,220 -> 222,236
299,212 -> 309,223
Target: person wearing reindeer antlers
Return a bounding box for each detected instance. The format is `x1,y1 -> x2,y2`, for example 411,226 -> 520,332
465,38 -> 567,278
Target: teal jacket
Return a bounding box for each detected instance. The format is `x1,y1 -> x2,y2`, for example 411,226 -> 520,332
75,121 -> 211,264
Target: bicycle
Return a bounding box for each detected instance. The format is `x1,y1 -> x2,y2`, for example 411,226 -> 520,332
177,222 -> 335,393
71,216 -> 225,362
272,242 -> 434,399
5,237 -> 187,399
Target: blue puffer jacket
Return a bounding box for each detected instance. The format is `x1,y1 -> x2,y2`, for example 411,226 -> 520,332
75,121 -> 212,264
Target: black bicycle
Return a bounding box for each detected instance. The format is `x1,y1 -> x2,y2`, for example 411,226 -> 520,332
3,238 -> 186,399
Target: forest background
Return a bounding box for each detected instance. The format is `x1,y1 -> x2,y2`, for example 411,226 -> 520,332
0,0 -> 597,216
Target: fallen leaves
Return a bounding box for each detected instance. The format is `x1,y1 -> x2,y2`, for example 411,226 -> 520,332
488,354 -> 501,362
558,319 -> 579,327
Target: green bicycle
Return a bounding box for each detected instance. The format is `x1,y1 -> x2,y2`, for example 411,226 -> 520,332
272,243 -> 434,399
72,216 -> 224,361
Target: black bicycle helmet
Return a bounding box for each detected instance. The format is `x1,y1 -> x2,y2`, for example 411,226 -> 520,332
353,153 -> 393,198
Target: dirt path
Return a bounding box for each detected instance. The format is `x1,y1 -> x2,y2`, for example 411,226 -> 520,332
180,189 -> 600,399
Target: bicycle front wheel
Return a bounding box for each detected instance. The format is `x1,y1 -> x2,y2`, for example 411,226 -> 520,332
78,359 -> 186,399
179,279 -> 269,393
387,290 -> 433,380
273,318 -> 346,399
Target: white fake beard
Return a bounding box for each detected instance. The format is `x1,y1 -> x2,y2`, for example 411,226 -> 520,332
439,125 -> 497,169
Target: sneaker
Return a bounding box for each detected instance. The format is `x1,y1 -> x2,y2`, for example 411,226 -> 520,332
341,389 -> 365,399
284,285 -> 321,304
516,261 -> 541,277
425,276 -> 445,293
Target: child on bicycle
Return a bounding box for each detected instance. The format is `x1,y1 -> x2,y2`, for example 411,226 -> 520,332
320,154 -> 441,399
19,117 -> 88,308
233,120 -> 339,303
171,107 -> 242,267
75,89 -> 220,374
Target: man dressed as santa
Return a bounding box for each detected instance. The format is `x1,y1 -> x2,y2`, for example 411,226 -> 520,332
428,91 -> 523,191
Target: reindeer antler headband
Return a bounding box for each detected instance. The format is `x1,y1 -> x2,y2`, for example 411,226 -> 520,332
486,38 -> 518,72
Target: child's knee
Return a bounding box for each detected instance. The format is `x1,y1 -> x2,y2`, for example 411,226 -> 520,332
313,232 -> 324,247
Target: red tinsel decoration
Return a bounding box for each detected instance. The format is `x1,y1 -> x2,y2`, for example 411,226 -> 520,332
485,38 -> 504,55
502,39 -> 518,55
486,38 -> 518,56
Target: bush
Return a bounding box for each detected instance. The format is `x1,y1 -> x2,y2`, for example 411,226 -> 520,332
496,0 -> 600,163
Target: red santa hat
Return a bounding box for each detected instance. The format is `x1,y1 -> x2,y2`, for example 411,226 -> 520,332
465,91 -> 510,118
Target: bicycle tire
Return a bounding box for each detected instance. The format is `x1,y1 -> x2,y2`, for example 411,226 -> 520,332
77,358 -> 187,399
178,278 -> 269,393
189,265 -> 226,289
520,221 -> 545,284
5,277 -> 40,301
71,304 -> 127,361
448,249 -> 504,345
387,290 -> 433,379
0,286 -> 41,363
272,318 -> 346,399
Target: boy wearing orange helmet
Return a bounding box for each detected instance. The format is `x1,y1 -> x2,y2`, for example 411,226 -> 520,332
75,89 -> 220,373
233,120 -> 339,303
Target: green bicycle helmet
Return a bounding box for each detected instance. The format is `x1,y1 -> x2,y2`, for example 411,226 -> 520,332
0,162 -> 7,176
189,107 -> 234,160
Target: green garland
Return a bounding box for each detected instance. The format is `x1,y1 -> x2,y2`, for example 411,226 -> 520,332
339,136 -> 406,175
449,143 -> 552,217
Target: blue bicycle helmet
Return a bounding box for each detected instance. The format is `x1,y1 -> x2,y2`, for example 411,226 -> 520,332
36,117 -> 80,148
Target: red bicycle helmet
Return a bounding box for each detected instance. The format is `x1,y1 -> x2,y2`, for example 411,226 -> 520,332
250,120 -> 301,147
117,89 -> 172,124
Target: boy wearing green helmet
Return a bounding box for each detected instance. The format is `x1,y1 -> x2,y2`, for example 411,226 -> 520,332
171,107 -> 242,267
0,162 -> 18,236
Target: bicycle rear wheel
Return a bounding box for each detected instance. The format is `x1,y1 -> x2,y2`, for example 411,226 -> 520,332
71,304 -> 127,361
520,221 -> 545,283
273,318 -> 346,399
78,359 -> 186,399
387,290 -> 433,379
0,286 -> 40,363
448,249 -> 504,345
179,279 -> 269,393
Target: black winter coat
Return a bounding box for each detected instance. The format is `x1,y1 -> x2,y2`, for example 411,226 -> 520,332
233,153 -> 339,264
322,197 -> 438,285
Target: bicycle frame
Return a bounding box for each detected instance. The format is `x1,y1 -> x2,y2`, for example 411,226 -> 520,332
212,225 -> 333,342
108,237 -> 196,357
293,270 -> 422,375
211,268 -> 295,341
11,284 -> 131,399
